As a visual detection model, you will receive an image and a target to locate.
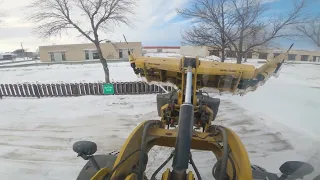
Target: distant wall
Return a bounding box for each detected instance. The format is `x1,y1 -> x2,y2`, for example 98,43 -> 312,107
39,42 -> 142,62
143,46 -> 180,54
180,46 -> 209,57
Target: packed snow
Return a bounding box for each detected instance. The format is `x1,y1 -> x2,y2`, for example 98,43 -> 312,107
0,52 -> 320,179
0,62 -> 141,84
225,63 -> 320,139
0,96 -> 319,180
0,58 -> 34,64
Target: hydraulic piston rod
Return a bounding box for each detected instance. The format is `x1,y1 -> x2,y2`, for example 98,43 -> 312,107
171,65 -> 194,179
185,66 -> 193,104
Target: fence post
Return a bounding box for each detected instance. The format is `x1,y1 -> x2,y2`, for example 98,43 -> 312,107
56,84 -> 62,97
65,84 -> 71,96
5,84 -> 11,96
23,84 -> 30,97
14,84 -> 20,97
42,84 -> 49,97
33,84 -> 40,98
0,84 -> 6,96
37,84 -> 44,97
46,84 -> 53,97
60,84 -> 66,96
98,83 -> 102,95
79,83 -> 85,95
9,84 -> 16,97
93,83 -> 99,95
84,83 -> 89,95
19,84 -> 25,97
70,83 -> 76,96
89,83 -> 94,95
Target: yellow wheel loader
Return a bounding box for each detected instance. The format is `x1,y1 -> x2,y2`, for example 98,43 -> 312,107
72,44 -> 316,180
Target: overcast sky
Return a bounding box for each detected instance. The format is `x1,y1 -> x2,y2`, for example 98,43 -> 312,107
0,0 -> 319,52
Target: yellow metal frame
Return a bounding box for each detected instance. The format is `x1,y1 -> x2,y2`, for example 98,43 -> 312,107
101,120 -> 252,180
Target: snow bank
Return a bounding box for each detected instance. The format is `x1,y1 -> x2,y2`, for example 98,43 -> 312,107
201,55 -> 221,61
0,62 -> 141,84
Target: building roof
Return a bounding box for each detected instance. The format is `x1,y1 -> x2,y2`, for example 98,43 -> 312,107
143,46 -> 180,49
0,53 -> 15,56
39,42 -> 142,48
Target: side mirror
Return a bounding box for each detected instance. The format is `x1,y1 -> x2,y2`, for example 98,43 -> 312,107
279,161 -> 314,178
73,141 -> 97,156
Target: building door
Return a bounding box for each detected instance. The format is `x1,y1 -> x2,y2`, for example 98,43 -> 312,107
301,55 -> 309,61
53,52 -> 64,61
313,56 -> 320,62
119,50 -> 123,58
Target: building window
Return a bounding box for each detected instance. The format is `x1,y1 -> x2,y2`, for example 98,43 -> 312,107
259,53 -> 268,59
61,52 -> 66,61
243,52 -> 252,58
226,50 -> 236,58
209,50 -> 220,56
301,55 -> 309,61
84,50 -> 99,60
85,51 -> 90,60
288,54 -> 296,61
119,49 -> 123,58
49,52 -> 55,61
274,53 -> 280,57
93,51 -> 100,59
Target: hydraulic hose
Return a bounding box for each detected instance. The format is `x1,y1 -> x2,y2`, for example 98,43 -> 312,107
138,120 -> 162,180
151,151 -> 175,180
216,126 -> 229,180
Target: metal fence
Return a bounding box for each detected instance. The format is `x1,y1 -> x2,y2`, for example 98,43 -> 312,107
0,82 -> 174,99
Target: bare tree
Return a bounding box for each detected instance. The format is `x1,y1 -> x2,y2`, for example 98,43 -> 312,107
178,0 -> 306,64
296,17 -> 320,47
178,0 -> 235,62
27,0 -> 135,83
227,0 -> 306,63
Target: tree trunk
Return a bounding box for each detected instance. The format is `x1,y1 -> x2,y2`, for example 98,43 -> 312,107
95,41 -> 110,83
221,45 -> 225,62
244,53 -> 248,63
236,52 -> 242,64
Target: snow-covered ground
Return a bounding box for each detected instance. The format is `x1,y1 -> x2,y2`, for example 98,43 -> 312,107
0,62 -> 141,84
0,60 -> 40,66
225,63 -> 320,138
0,96 -> 319,180
0,58 -> 34,64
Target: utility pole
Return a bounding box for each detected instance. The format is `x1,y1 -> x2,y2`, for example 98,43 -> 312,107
21,42 -> 25,60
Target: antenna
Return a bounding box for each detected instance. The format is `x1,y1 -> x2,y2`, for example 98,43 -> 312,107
123,34 -> 131,55
123,34 -> 128,44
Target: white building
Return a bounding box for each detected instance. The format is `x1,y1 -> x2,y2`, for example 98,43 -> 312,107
143,46 -> 180,54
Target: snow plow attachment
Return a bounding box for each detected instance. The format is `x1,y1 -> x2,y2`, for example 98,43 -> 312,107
129,44 -> 294,95
72,44 -> 315,180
